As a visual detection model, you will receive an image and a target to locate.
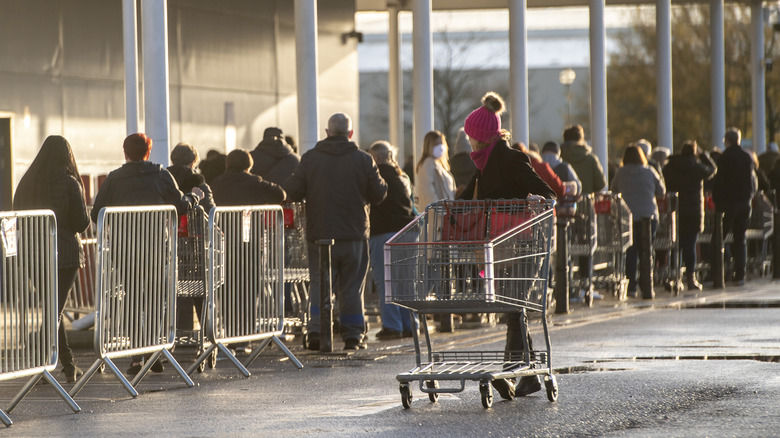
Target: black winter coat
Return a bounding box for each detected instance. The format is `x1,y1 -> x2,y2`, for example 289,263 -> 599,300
458,139 -> 556,201
369,163 -> 416,236
167,164 -> 216,214
210,170 -> 286,206
52,174 -> 90,269
250,138 -> 301,186
284,135 -> 388,241
91,161 -> 197,223
662,153 -> 716,234
713,145 -> 756,211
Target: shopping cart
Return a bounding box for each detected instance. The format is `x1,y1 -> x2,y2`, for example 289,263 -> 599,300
746,191 -> 774,277
592,192 -> 632,299
567,194 -> 597,305
282,201 -> 309,338
654,193 -> 682,294
175,206 -> 216,372
385,199 -> 558,408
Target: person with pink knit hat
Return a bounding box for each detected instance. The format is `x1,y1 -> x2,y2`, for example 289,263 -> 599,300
459,91 -> 556,400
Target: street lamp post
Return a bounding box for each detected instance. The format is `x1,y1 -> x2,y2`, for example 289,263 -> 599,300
559,68 -> 576,126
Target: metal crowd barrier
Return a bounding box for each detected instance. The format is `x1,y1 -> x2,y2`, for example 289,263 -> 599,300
189,206 -> 302,377
567,194 -> 597,303
69,206 -> 194,398
0,210 -> 80,426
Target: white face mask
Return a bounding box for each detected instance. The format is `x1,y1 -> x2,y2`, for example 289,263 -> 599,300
432,144 -> 445,159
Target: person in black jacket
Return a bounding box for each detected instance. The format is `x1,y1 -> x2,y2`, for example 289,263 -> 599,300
250,127 -> 301,186
460,92 -> 555,400
284,112 -> 388,351
210,149 -> 286,206
662,140 -> 717,290
91,133 -> 203,374
13,135 -> 90,383
712,128 -> 756,286
367,140 -> 417,340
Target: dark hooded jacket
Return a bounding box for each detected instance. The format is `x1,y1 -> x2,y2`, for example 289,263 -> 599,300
210,170 -> 286,206
370,163 -> 416,236
458,139 -> 556,201
250,138 -> 301,186
662,152 -> 717,233
284,135 -> 388,241
712,144 -> 756,212
167,164 -> 216,214
91,161 -> 197,223
560,140 -> 606,195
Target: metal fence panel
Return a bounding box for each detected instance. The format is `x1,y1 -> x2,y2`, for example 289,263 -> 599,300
0,210 -> 79,426
189,205 -> 301,376
69,206 -> 193,398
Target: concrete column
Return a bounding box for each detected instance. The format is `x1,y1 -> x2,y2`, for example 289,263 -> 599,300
751,0 -> 766,153
657,0 -> 673,152
388,4 -> 404,159
710,0 -> 726,149
295,0 -> 320,155
509,0 -> 529,146
589,0 -> 609,183
122,0 -> 139,135
142,0 -> 170,167
412,0 -> 433,165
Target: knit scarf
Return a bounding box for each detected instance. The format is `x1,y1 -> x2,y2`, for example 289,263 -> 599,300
470,141 -> 496,171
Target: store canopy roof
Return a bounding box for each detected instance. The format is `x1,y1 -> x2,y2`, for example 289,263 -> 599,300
357,0 -> 738,12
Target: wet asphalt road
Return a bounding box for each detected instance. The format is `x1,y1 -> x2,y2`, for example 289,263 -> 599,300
2,281 -> 779,437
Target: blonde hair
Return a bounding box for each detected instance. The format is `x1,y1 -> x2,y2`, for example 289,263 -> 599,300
416,130 -> 450,174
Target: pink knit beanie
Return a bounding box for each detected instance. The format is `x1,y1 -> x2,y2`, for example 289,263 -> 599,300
464,92 -> 505,144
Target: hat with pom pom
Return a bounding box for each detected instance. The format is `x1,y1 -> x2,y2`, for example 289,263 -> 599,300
464,92 -> 505,144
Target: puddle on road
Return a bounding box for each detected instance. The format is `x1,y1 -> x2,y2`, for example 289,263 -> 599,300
554,365 -> 632,374
676,301 -> 780,309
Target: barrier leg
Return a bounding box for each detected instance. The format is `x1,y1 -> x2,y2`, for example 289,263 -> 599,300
160,348 -> 195,387
316,239 -> 335,353
0,408 -> 11,427
271,336 -> 304,369
712,212 -> 725,289
639,217 -> 654,299
37,370 -> 81,413
71,358 -> 138,398
555,218 -> 570,314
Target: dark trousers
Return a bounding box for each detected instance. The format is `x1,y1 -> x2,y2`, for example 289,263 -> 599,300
626,219 -> 657,289
306,239 -> 369,341
679,231 -> 699,274
722,205 -> 751,281
57,268 -> 79,368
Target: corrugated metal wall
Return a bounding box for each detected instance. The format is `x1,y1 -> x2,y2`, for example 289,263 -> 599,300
0,0 -> 359,196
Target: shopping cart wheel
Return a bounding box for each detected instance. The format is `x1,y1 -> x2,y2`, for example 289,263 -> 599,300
544,375 -> 558,402
479,382 -> 493,408
208,349 -> 218,369
426,380 -> 439,403
399,383 -> 413,409
196,358 -> 206,373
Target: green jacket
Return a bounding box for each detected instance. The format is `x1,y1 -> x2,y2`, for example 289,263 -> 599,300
560,140 -> 606,195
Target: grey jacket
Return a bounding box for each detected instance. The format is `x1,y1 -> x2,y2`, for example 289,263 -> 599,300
284,136 -> 388,241
610,164 -> 666,220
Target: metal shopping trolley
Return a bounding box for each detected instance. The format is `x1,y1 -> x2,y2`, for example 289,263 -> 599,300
592,192 -> 632,299
654,193 -> 682,294
568,194 -> 597,305
746,191 -> 774,278
175,206 -> 218,372
385,199 -> 558,408
282,202 -> 310,337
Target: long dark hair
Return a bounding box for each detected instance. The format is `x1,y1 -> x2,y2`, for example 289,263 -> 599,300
13,135 -> 82,210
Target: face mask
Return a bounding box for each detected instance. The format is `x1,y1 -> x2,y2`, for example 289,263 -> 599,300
432,144 -> 444,159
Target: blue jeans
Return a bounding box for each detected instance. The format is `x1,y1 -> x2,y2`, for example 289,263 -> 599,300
307,239 -> 369,341
369,233 -> 414,333
626,219 -> 657,289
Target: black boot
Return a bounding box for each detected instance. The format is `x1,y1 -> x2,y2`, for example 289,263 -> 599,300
686,272 -> 702,291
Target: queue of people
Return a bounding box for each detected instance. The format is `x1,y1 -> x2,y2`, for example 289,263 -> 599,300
10,90 -> 768,391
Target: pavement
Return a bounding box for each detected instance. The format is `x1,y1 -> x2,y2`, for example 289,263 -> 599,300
2,275 -> 779,433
